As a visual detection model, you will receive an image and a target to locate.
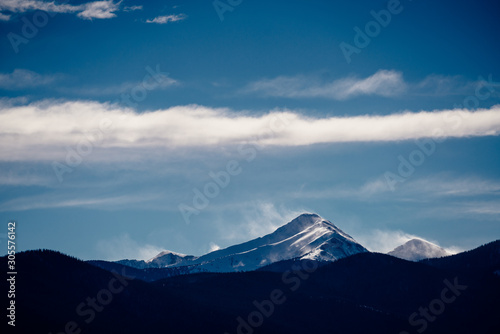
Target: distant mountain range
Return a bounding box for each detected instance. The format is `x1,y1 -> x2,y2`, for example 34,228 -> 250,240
2,213 -> 498,333
106,214 -> 367,274
94,213 -> 451,278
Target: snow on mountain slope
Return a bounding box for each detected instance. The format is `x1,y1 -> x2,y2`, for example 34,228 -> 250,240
184,213 -> 368,272
147,250 -> 198,267
116,250 -> 197,269
387,239 -> 450,261
113,213 -> 368,272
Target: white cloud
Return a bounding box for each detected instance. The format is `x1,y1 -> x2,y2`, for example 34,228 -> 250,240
0,12 -> 11,20
0,0 -> 80,13
96,233 -> 165,261
208,242 -> 221,252
77,0 -> 120,20
146,14 -> 187,24
243,70 -> 406,99
1,101 -> 500,162
123,5 -> 142,12
218,202 -> 305,242
0,69 -> 60,89
0,0 -> 122,20
443,246 -> 464,255
243,202 -> 304,238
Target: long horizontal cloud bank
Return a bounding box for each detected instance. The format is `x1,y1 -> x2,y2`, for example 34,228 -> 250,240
1,100 -> 500,162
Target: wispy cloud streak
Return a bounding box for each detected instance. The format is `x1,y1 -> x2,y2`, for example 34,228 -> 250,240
146,14 -> 187,24
243,70 -> 406,99
0,69 -> 61,89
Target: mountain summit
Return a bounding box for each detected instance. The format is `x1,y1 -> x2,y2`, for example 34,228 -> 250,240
186,213 -> 368,272
388,238 -> 450,261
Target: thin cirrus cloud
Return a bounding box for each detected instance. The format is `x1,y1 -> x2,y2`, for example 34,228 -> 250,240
461,201 -> 500,215
0,0 -> 135,20
0,68 -> 178,95
396,177 -> 500,198
1,100 -> 500,162
146,14 -> 187,24
366,176 -> 500,199
0,192 -> 163,212
0,69 -> 61,89
243,70 -> 499,99
61,75 -> 179,96
123,5 -> 143,12
242,69 -> 407,99
292,177 -> 500,202
0,173 -> 52,186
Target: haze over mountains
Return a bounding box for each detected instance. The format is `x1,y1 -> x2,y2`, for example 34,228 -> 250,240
105,213 -> 449,276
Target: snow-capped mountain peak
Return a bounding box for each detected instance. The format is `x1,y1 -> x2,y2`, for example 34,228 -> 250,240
185,213 -> 368,272
387,238 -> 450,261
114,213 -> 368,272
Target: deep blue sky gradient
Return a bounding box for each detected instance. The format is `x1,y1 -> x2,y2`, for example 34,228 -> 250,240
0,0 -> 499,260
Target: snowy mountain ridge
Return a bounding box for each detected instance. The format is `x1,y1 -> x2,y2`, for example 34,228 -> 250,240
116,250 -> 197,269
114,213 -> 368,272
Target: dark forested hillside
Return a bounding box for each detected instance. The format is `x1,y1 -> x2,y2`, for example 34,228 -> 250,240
2,243 -> 499,334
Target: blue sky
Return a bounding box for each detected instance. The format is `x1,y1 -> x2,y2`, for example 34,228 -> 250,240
0,0 -> 499,260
